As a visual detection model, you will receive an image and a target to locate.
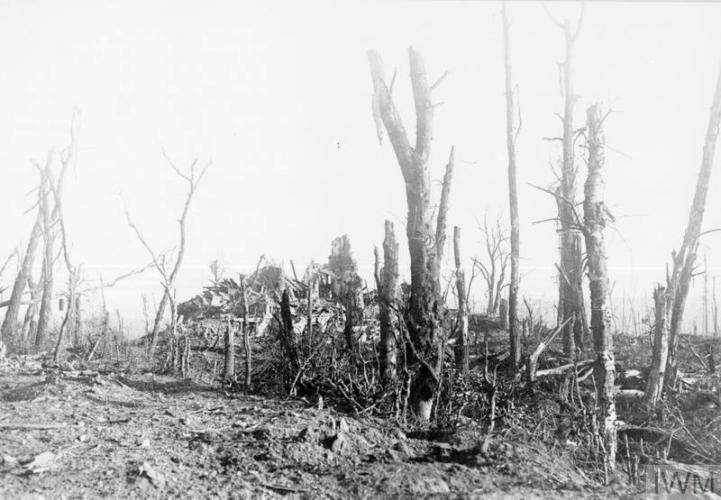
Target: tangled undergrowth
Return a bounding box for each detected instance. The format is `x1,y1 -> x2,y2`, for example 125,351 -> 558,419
116,308 -> 721,495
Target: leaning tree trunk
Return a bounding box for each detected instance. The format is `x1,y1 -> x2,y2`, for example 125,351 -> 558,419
369,48 -> 454,420
148,291 -> 170,358
453,226 -> 469,374
665,61 -> 721,390
558,20 -> 586,358
379,220 -> 399,384
1,210 -> 42,345
583,103 -> 616,476
644,285 -> 668,407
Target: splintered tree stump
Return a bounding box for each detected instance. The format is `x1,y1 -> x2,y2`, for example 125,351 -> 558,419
379,220 -> 399,384
223,318 -> 235,382
644,285 -> 668,406
453,226 -> 469,374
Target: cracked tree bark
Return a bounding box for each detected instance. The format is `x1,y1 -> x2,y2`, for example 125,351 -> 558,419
369,47 -> 454,420
583,103 -> 616,475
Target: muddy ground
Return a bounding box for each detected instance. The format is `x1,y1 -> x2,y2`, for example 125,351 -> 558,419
0,355 -> 624,499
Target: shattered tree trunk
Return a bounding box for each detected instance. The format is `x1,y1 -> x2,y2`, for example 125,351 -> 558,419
369,48 -> 454,420
35,174 -> 55,349
665,62 -> 721,389
0,210 -> 42,346
583,103 -> 616,474
223,317 -> 235,382
343,289 -> 364,359
502,2 -> 521,370
453,226 -> 469,374
241,280 -> 251,390
558,20 -> 586,358
379,220 -> 399,384
644,285 -> 668,407
279,289 -> 300,389
329,235 -> 363,357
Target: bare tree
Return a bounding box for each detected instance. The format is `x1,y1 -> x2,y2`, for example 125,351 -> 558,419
453,226 -> 469,374
43,152 -> 81,362
0,250 -> 18,287
369,47 -> 454,420
502,1 -> 522,371
473,215 -> 510,316
126,153 -> 210,359
0,207 -> 42,347
583,103 -> 616,475
664,61 -> 721,389
34,167 -> 56,349
546,6 -> 587,358
2,121 -> 75,351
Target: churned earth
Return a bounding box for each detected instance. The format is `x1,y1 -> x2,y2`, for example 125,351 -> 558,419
0,356 -> 623,499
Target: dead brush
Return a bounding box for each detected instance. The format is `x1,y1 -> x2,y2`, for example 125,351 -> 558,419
250,311 -> 402,417
433,358 -> 522,438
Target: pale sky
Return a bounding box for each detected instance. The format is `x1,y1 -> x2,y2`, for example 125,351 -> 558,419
1,0 -> 721,337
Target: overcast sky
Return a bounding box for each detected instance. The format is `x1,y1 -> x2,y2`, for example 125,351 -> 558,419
1,0 -> 721,337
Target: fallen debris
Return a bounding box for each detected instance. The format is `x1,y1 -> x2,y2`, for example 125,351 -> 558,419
20,451 -> 56,474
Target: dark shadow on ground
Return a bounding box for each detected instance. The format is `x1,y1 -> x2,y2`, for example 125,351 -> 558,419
118,375 -> 217,395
